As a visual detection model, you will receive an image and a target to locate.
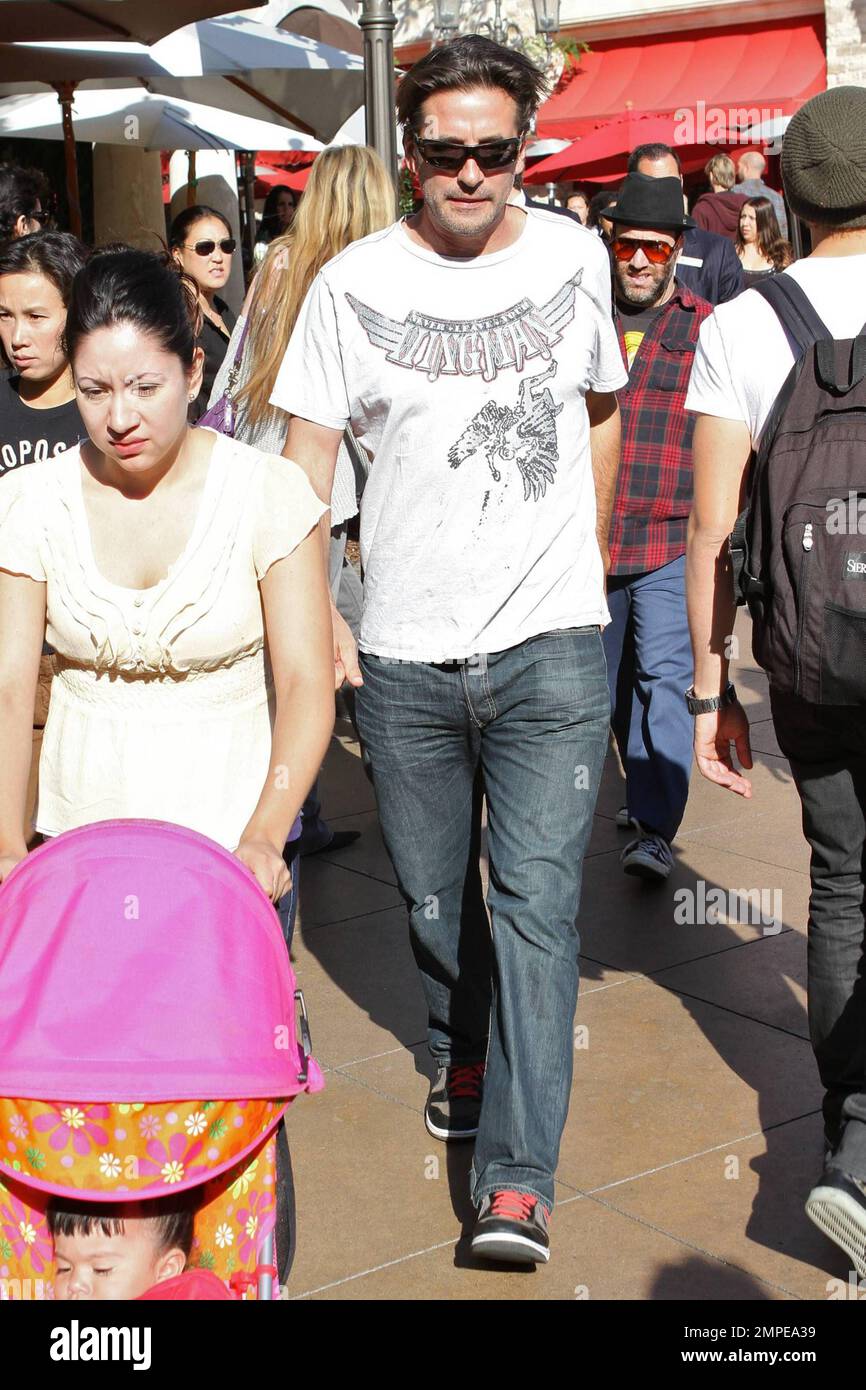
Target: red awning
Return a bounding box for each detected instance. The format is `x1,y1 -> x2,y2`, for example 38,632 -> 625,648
530,14 -> 826,181
527,113 -> 738,184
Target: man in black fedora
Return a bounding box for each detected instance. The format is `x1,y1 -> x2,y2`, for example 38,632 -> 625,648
629,144 -> 745,305
603,173 -> 713,880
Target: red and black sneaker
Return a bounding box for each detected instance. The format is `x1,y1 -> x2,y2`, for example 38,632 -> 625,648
471,1189 -> 551,1264
424,1062 -> 485,1141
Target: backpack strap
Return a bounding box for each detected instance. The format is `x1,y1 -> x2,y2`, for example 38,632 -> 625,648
751,274 -> 832,357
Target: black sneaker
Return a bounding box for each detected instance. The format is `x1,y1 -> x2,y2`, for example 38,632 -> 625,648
424,1062 -> 485,1141
806,1167 -> 866,1278
471,1190 -> 551,1264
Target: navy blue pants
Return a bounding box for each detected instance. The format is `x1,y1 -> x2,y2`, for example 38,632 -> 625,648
602,553 -> 693,843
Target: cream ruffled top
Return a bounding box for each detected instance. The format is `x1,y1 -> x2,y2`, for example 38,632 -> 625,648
0,431 -> 327,849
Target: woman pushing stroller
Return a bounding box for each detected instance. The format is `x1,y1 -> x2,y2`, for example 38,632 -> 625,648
0,247 -> 334,906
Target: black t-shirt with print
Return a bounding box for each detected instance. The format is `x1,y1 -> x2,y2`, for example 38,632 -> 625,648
0,372 -> 85,477
614,300 -> 666,370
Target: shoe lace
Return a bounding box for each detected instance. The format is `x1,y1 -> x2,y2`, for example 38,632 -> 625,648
490,1190 -> 537,1222
632,835 -> 671,865
447,1062 -> 485,1099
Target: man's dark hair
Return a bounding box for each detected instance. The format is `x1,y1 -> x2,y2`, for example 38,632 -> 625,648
47,1195 -> 196,1260
397,34 -> 547,138
627,143 -> 682,174
0,162 -> 49,241
0,231 -> 88,306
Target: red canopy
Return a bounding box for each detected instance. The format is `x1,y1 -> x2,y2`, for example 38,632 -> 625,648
529,15 -> 826,183
254,165 -> 311,197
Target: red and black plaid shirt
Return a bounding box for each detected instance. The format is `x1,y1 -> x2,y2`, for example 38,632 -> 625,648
609,284 -> 713,575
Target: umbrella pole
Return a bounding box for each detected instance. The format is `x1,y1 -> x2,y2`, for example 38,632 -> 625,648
241,153 -> 257,267
187,151 -> 198,208
52,82 -> 82,240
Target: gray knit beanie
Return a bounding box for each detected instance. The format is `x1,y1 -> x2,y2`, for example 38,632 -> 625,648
782,86 -> 866,230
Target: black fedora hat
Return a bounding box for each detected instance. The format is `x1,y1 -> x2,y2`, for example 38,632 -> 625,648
608,172 -> 696,231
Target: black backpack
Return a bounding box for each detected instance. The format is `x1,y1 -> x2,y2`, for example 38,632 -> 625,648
729,274 -> 866,704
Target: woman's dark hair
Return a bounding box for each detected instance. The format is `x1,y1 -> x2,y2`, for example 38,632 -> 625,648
256,184 -> 296,245
397,34 -> 547,138
587,190 -> 618,230
0,231 -> 88,306
64,248 -> 201,367
0,161 -> 49,240
736,195 -> 793,270
169,204 -> 232,250
48,1195 -> 196,1260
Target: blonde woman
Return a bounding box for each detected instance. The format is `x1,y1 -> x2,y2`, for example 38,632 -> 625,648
209,144 -> 395,853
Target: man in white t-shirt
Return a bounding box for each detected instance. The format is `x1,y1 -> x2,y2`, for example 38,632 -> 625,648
273,35 -> 626,1265
685,86 -> 866,1278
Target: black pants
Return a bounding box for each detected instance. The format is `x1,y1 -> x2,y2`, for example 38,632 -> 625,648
771,689 -> 866,1174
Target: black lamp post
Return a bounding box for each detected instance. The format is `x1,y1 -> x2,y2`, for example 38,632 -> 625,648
357,0 -> 399,187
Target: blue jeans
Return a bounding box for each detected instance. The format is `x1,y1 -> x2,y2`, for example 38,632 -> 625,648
603,554 -> 693,842
355,627 -> 610,1210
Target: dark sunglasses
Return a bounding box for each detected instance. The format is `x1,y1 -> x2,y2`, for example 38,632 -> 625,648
29,209 -> 49,225
611,236 -> 678,265
414,137 -> 522,173
184,238 -> 236,257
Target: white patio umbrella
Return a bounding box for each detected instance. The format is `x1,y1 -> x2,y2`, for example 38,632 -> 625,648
0,14 -> 363,232
742,114 -> 791,155
0,15 -> 364,136
327,103 -> 401,150
0,88 -> 323,153
0,1 -> 265,44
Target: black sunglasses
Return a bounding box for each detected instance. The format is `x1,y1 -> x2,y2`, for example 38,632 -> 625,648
414,137 -> 522,173
184,238 -> 236,257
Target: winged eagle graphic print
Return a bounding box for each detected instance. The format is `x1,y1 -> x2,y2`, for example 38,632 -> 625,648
447,360 -> 564,502
344,269 -> 583,384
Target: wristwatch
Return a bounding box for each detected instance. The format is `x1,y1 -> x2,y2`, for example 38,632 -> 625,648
684,681 -> 737,715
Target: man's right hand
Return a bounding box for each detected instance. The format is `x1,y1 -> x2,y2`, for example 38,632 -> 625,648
332,604 -> 363,690
694,702 -> 753,798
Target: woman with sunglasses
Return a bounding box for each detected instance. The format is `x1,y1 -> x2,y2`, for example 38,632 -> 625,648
170,205 -> 237,421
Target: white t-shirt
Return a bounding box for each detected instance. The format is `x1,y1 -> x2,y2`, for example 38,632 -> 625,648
686,255 -> 866,445
271,210 -> 627,661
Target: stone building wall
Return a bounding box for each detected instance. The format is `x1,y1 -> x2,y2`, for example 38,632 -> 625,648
824,0 -> 866,85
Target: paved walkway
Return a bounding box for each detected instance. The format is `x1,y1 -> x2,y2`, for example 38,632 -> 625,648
285,613 -> 841,1301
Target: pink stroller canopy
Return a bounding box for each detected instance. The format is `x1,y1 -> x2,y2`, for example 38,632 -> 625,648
0,820 -> 321,1103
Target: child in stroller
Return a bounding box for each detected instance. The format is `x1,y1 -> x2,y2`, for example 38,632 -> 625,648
0,819 -> 322,1301
48,1193 -> 233,1301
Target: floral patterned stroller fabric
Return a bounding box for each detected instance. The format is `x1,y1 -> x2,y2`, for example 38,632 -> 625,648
0,820 -> 323,1300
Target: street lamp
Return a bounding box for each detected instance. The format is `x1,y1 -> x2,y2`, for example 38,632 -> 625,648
478,0 -> 523,48
531,0 -> 560,55
431,0 -> 561,52
432,0 -> 461,41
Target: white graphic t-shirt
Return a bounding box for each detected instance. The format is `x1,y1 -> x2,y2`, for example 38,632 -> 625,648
272,209 -> 627,661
